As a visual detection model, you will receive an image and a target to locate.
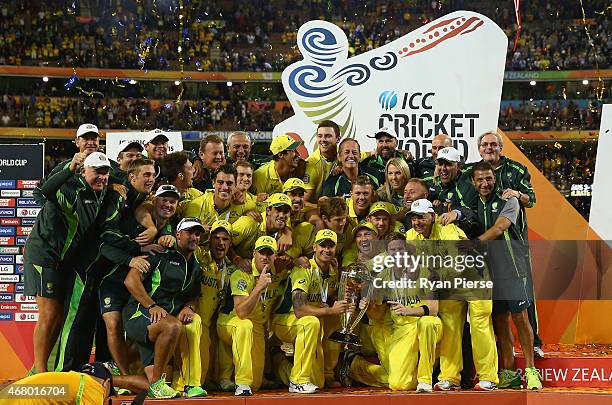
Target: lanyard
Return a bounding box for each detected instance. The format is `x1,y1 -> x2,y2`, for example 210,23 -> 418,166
391,268 -> 405,306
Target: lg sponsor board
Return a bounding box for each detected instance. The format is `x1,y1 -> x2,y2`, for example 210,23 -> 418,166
0,144 -> 43,322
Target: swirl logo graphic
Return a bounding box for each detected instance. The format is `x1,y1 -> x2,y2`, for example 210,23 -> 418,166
378,91 -> 398,110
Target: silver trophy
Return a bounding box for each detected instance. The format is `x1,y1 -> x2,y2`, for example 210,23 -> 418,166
329,263 -> 373,346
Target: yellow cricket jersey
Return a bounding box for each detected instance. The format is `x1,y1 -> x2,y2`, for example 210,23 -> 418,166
405,222 -> 466,241
177,187 -> 204,217
252,161 -> 284,195
252,259 -> 290,320
285,222 -> 315,259
183,189 -> 247,225
0,371 -> 105,405
303,149 -> 335,199
276,258 -> 339,313
195,248 -> 236,328
231,212 -> 291,259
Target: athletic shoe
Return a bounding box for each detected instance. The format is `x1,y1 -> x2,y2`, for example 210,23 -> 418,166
235,384 -> 253,396
185,386 -> 207,398
219,379 -> 236,392
325,378 -> 342,388
433,380 -> 460,391
498,369 -> 522,389
534,346 -> 546,358
116,388 -> 132,395
148,374 -> 181,399
103,361 -> 121,376
416,382 -> 433,393
474,380 -> 497,391
336,350 -> 358,388
525,367 -> 542,390
289,381 -> 319,394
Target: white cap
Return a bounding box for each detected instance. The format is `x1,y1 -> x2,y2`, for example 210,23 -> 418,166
436,146 -> 461,163
177,217 -> 205,232
408,199 -> 435,215
83,152 -> 111,169
144,129 -> 170,145
119,141 -> 144,154
154,184 -> 180,199
369,126 -> 397,139
76,123 -> 100,139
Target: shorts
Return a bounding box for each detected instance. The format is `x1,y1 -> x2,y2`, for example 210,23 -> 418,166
99,268 -> 130,314
492,276 -> 532,314
123,304 -> 155,367
23,260 -> 65,300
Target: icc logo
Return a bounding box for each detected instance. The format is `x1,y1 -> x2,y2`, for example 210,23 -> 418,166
378,91 -> 398,110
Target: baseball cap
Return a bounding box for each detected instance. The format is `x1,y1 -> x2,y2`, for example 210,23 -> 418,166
314,229 -> 337,245
368,201 -> 394,216
80,362 -> 113,384
352,220 -> 379,237
368,126 -> 397,139
177,217 -> 205,232
120,141 -> 144,154
254,235 -> 278,253
210,220 -> 233,236
408,199 -> 435,215
83,152 -> 111,169
436,147 -> 461,163
76,123 -> 100,139
283,178 -> 306,193
270,134 -> 302,155
144,129 -> 170,145
267,193 -> 292,208
154,184 -> 180,199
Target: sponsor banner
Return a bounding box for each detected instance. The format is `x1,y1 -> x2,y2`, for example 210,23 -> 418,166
106,131 -> 183,161
15,255 -> 23,264
275,13 -> 506,161
0,265 -> 14,274
0,218 -> 19,226
21,190 -> 33,197
0,284 -> 14,293
20,218 -> 35,226
16,265 -> 23,274
14,294 -> 35,302
0,303 -> 18,311
0,255 -> 14,264
0,144 -> 44,180
0,293 -> 13,301
0,312 -> 13,321
20,303 -> 38,311
16,198 -> 39,208
0,227 -> 15,236
0,180 -> 16,189
17,208 -> 40,217
0,247 -> 19,254
0,190 -> 19,197
0,208 -> 15,217
182,130 -> 273,141
17,180 -> 39,189
0,199 -> 15,207
516,357 -> 612,388
16,227 -> 31,236
15,312 -> 38,322
0,275 -> 18,282
16,236 -> 27,246
0,237 -> 15,246
15,283 -> 24,293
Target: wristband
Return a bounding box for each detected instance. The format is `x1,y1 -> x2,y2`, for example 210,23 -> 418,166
420,305 -> 430,316
147,303 -> 158,310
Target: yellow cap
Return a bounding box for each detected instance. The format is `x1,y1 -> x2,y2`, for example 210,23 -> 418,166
267,193 -> 292,208
210,220 -> 233,236
254,235 -> 278,253
314,229 -> 337,245
270,134 -> 303,155
352,220 -> 379,237
283,178 -> 306,193
368,201 -> 394,216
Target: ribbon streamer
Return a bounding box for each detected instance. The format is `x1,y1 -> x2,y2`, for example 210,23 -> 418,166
513,0 -> 522,51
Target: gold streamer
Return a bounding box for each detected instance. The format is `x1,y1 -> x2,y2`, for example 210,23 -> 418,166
578,0 -> 605,101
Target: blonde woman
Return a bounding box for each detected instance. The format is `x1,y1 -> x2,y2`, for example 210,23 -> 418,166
377,157 -> 411,210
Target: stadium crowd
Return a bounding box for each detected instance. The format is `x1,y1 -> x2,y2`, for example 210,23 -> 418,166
21,121 -> 546,401
0,0 -> 609,71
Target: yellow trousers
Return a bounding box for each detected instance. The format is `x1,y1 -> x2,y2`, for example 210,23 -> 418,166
349,321 -> 393,387
438,300 -> 498,385
321,316 -> 341,381
271,313 -> 324,387
388,316 -> 442,390
173,313 -> 203,390
217,314 -> 265,389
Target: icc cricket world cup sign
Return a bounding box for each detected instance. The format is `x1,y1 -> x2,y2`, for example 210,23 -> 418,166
274,11 -> 508,161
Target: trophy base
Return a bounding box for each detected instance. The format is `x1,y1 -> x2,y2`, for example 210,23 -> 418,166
329,331 -> 361,346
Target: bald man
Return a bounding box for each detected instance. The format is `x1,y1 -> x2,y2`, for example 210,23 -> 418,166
415,134 -> 453,181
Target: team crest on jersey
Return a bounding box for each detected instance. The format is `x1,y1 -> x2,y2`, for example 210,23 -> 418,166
447,192 -> 454,199
104,297 -> 111,308
302,175 -> 310,183
298,279 -> 306,284
237,279 -> 248,291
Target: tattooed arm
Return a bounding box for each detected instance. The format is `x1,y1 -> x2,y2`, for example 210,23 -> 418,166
292,290 -> 347,318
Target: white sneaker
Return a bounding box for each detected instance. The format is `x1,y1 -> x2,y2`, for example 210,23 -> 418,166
433,380 -> 460,391
534,346 -> 546,358
474,380 -> 497,391
235,384 -> 252,396
416,382 -> 433,393
289,381 -> 319,394
219,379 -> 236,392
